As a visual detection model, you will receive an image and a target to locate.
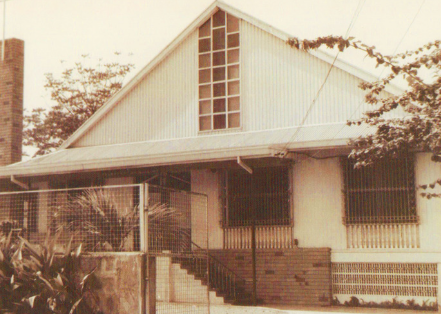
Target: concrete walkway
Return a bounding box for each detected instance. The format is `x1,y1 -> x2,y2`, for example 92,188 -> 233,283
157,303 -> 438,314
264,305 -> 437,314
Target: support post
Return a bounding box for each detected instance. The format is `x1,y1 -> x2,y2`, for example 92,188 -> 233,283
139,183 -> 146,314
251,219 -> 257,305
147,256 -> 156,314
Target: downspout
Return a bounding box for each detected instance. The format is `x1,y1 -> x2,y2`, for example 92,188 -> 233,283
236,156 -> 253,174
11,175 -> 29,190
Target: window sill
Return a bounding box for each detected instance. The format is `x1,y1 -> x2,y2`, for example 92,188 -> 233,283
198,127 -> 243,136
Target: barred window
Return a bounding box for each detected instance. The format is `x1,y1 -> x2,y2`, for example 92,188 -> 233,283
221,167 -> 291,227
342,157 -> 417,224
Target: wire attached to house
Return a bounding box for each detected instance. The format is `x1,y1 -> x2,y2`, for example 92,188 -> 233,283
308,0 -> 427,160
279,0 -> 366,154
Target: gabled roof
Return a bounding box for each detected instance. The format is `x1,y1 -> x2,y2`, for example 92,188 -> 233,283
59,0 -> 400,150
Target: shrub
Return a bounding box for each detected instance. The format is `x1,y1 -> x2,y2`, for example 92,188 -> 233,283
0,232 -> 101,314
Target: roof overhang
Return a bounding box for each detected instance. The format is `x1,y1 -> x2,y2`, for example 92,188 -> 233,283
0,123 -> 371,179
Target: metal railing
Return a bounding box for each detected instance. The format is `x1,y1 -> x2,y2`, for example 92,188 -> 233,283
173,240 -> 251,305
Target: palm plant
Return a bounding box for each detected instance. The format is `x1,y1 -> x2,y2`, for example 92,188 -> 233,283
147,202 -> 191,253
57,189 -> 138,252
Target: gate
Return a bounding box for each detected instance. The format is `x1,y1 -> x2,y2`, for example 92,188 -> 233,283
144,184 -> 211,314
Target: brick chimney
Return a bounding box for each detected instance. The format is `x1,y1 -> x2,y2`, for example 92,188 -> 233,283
0,39 -> 24,166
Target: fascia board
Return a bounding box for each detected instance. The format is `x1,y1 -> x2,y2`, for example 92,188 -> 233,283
0,138 -> 351,179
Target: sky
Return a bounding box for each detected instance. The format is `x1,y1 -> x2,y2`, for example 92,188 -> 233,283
5,0 -> 441,114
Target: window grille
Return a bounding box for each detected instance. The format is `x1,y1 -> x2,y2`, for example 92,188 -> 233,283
342,157 -> 417,224
198,10 -> 240,131
221,166 -> 291,227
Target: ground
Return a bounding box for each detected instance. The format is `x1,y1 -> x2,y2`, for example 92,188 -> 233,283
157,303 -> 438,314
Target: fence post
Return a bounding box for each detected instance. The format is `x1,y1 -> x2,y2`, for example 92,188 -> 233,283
143,183 -> 157,314
139,184 -> 147,314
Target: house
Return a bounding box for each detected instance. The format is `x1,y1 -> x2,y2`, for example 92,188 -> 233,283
0,1 -> 440,309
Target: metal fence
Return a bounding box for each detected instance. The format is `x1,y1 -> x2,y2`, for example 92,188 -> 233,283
0,183 -> 251,314
146,184 -> 211,314
0,184 -> 142,252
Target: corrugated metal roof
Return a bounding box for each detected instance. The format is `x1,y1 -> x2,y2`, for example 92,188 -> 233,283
0,123 -> 371,178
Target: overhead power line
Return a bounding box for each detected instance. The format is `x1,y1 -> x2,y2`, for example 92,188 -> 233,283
281,0 -> 366,153
308,0 -> 426,158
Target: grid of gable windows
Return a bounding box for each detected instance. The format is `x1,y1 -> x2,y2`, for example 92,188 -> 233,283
198,10 -> 240,131
342,157 -> 417,224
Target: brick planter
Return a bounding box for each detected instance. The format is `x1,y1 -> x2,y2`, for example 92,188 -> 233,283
209,248 -> 332,306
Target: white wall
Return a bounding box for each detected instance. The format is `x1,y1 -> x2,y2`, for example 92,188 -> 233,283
75,30 -> 199,147
415,153 -> 441,251
191,169 -> 223,249
291,153 -> 441,253
293,157 -> 346,249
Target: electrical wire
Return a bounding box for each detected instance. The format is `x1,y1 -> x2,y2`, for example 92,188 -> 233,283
280,0 -> 366,154
303,0 -> 426,160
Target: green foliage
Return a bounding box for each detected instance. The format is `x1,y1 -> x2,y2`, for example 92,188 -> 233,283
0,232 -> 101,314
288,36 -> 441,196
333,296 -> 437,311
24,54 -> 134,156
57,188 -> 191,253
57,189 -> 139,252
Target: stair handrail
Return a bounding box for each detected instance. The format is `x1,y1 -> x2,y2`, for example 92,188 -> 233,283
190,241 -> 247,284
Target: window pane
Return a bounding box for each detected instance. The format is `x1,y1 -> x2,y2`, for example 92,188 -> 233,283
199,54 -> 211,68
199,116 -> 211,131
199,100 -> 211,114
213,10 -> 225,27
228,65 -> 239,80
227,14 -> 239,33
199,38 -> 211,53
228,96 -> 240,111
199,69 -> 210,84
199,84 -> 211,99
227,49 -> 239,64
212,28 -> 225,51
213,114 -> 226,129
213,82 -> 226,97
228,81 -> 239,95
213,51 -> 225,66
213,98 -> 226,113
199,19 -> 211,38
227,33 -> 239,48
213,67 -> 225,82
228,113 -> 240,128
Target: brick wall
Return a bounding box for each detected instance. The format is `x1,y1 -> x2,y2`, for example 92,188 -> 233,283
210,248 -> 332,306
0,38 -> 24,166
79,253 -> 144,314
